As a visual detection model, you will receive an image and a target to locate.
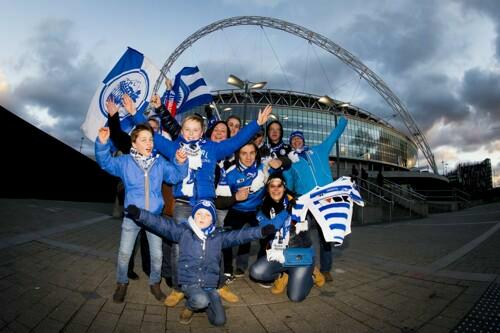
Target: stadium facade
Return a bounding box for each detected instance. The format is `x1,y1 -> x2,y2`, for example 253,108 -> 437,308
188,89 -> 418,177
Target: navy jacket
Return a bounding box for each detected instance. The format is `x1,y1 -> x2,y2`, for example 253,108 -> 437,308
135,209 -> 265,288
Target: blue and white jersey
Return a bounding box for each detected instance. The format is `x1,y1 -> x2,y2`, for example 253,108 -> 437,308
291,176 -> 364,246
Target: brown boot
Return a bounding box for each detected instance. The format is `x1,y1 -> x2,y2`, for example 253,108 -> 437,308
150,283 -> 166,301
179,307 -> 193,325
271,273 -> 288,295
113,283 -> 128,303
313,267 -> 325,288
218,285 -> 239,303
322,271 -> 333,282
164,290 -> 184,307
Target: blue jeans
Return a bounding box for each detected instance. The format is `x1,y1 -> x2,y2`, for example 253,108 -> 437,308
182,285 -> 226,326
166,202 -> 191,291
250,256 -> 314,302
116,217 -> 162,285
307,212 -> 332,272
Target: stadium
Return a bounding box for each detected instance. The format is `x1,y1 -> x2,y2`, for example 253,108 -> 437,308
189,88 -> 418,178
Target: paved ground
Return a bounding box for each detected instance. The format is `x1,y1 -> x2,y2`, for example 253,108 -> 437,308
0,198 -> 499,332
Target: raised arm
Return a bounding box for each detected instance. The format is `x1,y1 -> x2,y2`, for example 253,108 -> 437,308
221,225 -> 275,249
126,205 -> 184,242
151,94 -> 181,139
95,127 -> 124,178
317,116 -> 348,154
214,105 -> 273,160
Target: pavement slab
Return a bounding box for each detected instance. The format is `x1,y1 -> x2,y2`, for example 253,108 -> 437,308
0,199 -> 499,332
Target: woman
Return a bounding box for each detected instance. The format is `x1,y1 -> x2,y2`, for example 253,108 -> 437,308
249,174 -> 319,302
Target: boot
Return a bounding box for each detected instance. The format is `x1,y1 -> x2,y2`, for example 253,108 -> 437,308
322,271 -> 333,282
164,290 -> 184,307
179,307 -> 193,325
150,283 -> 166,301
113,283 -> 128,303
218,285 -> 239,303
313,267 -> 325,288
271,273 -> 288,295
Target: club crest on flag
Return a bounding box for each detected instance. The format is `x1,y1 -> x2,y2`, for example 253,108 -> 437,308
82,47 -> 160,142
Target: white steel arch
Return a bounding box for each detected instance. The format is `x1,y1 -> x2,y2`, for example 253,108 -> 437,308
154,16 -> 437,173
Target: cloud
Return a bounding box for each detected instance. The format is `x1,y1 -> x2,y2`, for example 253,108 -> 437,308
461,67 -> 500,116
8,19 -> 103,152
457,0 -> 500,61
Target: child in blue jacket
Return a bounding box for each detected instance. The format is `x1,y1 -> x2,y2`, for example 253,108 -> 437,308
95,124 -> 188,303
126,200 -> 286,326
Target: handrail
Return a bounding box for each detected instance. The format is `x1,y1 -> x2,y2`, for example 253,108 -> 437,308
356,182 -> 393,223
383,178 -> 427,201
360,178 -> 413,204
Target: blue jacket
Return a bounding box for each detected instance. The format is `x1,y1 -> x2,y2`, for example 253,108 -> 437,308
133,111 -> 261,204
95,140 -> 188,214
135,209 -> 264,288
284,117 -> 348,195
225,162 -> 278,212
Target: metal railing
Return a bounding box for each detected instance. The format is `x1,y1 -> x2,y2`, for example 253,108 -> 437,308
383,178 -> 427,201
355,181 -> 393,224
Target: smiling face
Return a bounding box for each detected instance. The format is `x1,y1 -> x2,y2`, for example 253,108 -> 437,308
238,143 -> 257,168
194,208 -> 213,229
132,130 -> 154,156
210,123 -> 229,142
291,136 -> 304,150
268,123 -> 281,143
268,178 -> 285,202
227,117 -> 241,137
181,118 -> 203,141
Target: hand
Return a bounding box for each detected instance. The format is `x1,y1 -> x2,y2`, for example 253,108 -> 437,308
105,97 -> 119,116
261,224 -> 276,237
175,149 -> 187,164
268,159 -> 283,169
150,94 -> 162,109
98,127 -> 110,144
165,78 -> 173,90
125,205 -> 141,220
122,94 -> 136,115
235,187 -> 250,201
257,104 -> 272,125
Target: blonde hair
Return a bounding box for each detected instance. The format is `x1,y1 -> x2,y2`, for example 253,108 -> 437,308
181,115 -> 205,131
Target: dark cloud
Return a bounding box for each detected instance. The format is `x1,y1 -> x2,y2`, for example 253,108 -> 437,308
457,0 -> 500,60
461,67 -> 500,117
9,19 -> 102,152
335,2 -> 443,75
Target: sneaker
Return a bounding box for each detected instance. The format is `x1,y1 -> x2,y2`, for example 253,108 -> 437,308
179,307 -> 193,325
224,273 -> 235,284
164,290 -> 184,307
322,271 -> 333,282
150,283 -> 166,301
313,267 -> 325,288
218,285 -> 239,303
271,273 -> 288,295
127,271 -> 139,280
234,268 -> 245,278
258,282 -> 273,289
113,283 -> 128,303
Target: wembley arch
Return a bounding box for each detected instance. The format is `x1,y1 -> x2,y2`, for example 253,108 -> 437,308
153,16 -> 438,173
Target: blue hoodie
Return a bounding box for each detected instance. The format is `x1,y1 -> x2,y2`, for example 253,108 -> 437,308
284,117 -> 348,195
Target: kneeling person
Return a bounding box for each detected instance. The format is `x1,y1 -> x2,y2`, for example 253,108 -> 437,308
126,200 -> 285,326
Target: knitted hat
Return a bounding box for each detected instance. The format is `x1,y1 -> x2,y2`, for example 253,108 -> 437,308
192,200 -> 217,223
289,130 -> 305,145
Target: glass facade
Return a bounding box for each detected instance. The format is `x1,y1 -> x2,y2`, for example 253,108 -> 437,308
189,99 -> 418,170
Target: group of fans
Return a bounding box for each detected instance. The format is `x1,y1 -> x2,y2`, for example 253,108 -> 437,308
95,91 -> 349,326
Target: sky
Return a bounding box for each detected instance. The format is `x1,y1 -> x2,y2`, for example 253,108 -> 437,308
0,0 -> 499,186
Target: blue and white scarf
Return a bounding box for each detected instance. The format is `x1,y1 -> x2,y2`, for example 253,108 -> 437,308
130,147 -> 158,171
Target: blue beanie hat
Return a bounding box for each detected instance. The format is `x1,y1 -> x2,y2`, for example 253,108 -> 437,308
289,131 -> 305,145
192,200 -> 217,223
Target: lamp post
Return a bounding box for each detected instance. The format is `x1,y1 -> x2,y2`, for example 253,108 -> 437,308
227,74 -> 267,125
318,95 -> 344,179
